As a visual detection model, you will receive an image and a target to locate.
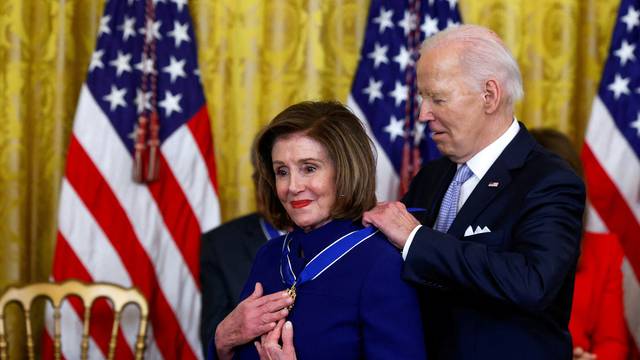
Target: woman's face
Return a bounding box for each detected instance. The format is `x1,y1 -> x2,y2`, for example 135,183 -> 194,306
272,132 -> 336,232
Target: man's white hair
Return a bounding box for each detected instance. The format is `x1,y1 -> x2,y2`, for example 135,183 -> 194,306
421,24 -> 524,106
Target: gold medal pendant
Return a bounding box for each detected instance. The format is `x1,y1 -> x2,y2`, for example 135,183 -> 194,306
286,285 -> 296,310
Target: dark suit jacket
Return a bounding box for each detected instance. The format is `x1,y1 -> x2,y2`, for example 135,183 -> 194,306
402,124 -> 586,359
200,213 -> 268,357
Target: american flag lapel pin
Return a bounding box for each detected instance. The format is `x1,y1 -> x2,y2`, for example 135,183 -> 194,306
488,181 -> 500,188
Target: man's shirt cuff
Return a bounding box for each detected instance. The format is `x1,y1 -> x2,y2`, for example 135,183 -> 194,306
402,225 -> 422,260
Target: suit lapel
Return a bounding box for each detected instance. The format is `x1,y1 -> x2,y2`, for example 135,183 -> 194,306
447,123 -> 537,238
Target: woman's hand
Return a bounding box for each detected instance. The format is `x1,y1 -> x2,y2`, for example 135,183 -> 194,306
215,283 -> 294,360
573,347 -> 597,360
255,320 -> 297,360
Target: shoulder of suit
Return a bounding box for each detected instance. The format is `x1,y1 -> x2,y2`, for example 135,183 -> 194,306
202,212 -> 262,243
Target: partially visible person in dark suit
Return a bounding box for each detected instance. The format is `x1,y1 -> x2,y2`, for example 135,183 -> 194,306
363,24 -> 586,359
532,128 -> 629,360
200,141 -> 285,357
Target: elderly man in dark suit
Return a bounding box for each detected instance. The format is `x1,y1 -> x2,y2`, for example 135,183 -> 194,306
363,24 -> 585,359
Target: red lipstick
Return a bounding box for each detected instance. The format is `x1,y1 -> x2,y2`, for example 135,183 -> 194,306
291,200 -> 312,209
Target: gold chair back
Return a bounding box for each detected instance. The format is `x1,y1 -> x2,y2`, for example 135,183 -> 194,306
0,279 -> 148,360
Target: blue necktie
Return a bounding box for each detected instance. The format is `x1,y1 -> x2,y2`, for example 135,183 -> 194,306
434,164 -> 473,233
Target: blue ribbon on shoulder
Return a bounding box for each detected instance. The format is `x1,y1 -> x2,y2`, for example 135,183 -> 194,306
280,208 -> 424,288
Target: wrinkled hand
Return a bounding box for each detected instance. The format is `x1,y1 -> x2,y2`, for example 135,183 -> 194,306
215,283 -> 294,360
362,201 -> 420,249
255,320 -> 297,360
573,347 -> 597,360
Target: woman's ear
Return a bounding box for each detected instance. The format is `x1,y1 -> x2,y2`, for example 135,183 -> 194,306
482,79 -> 501,114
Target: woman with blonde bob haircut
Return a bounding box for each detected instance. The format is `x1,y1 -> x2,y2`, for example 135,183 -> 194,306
210,101 -> 425,360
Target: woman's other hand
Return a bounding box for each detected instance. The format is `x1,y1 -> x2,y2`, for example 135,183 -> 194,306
215,283 -> 293,359
255,320 -> 297,360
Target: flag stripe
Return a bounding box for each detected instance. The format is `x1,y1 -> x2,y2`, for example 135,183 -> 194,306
57,180 -> 131,285
582,143 -> 640,278
584,203 -> 607,233
147,153 -> 202,286
585,97 -> 640,222
162,115 -> 220,233
163,123 -> 219,236
583,96 -> 640,281
186,106 -> 220,193
65,132 -> 197,359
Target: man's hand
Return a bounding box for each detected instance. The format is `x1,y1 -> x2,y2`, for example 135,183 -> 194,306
573,347 -> 597,360
255,320 -> 297,360
215,283 -> 294,359
362,201 -> 420,249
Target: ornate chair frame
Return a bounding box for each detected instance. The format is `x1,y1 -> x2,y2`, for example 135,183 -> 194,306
0,279 -> 148,360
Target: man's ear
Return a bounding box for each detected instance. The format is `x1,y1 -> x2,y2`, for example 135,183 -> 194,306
482,79 -> 501,114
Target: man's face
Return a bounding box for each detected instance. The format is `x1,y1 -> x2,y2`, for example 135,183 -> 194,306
416,45 -> 487,163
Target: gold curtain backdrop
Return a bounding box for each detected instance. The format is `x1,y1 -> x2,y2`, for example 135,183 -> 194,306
0,0 -> 619,353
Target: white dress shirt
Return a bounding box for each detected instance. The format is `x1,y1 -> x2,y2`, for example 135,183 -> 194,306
402,119 -> 521,259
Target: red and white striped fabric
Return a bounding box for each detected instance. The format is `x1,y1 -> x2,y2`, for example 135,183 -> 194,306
581,0 -> 640,356
46,0 -> 220,358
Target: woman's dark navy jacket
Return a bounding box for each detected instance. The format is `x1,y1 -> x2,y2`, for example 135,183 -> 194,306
232,219 -> 426,359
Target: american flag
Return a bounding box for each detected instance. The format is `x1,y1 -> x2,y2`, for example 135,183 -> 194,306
347,0 -> 461,200
581,0 -> 640,355
47,0 -> 220,358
